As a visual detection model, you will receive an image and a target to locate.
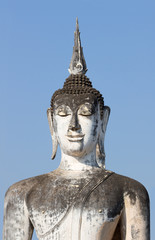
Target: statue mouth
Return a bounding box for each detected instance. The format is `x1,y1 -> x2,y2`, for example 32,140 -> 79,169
66,134 -> 85,142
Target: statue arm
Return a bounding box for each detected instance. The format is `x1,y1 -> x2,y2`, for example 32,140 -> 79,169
121,183 -> 150,240
3,185 -> 34,240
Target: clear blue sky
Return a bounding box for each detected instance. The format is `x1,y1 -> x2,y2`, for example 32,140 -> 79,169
0,0 -> 154,239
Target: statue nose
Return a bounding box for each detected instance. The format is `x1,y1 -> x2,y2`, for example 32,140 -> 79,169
69,114 -> 81,131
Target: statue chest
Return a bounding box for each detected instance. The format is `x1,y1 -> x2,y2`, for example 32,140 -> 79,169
26,173 -> 123,239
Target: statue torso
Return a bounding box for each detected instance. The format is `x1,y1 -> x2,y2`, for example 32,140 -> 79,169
25,169 -> 125,240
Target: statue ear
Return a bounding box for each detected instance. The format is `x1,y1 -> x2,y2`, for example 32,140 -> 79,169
96,106 -> 110,168
47,108 -> 58,160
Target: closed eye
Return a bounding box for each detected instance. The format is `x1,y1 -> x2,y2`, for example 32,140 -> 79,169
57,111 -> 71,117
55,105 -> 72,117
78,110 -> 93,116
78,103 -> 95,116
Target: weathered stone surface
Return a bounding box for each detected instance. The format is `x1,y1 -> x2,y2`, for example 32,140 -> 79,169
3,19 -> 150,240
3,169 -> 150,239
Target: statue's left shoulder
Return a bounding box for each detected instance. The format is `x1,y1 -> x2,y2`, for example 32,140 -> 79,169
111,173 -> 150,239
116,173 -> 149,201
111,172 -> 149,201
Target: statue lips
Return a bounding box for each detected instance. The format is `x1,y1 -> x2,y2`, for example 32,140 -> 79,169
66,134 -> 85,142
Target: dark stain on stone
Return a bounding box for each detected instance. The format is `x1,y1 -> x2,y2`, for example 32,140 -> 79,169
131,225 -> 140,239
128,192 -> 137,205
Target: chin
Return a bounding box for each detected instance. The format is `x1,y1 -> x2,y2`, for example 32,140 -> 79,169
63,141 -> 85,157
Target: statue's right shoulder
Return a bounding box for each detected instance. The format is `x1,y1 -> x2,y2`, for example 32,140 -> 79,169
3,173 -> 50,238
5,173 -> 47,202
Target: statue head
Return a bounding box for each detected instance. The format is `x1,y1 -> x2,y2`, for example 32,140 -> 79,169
47,19 -> 110,168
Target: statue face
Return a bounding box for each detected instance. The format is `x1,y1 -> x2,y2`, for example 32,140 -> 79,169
53,93 -> 100,157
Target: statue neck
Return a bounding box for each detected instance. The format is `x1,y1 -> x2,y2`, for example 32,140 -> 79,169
58,150 -> 100,171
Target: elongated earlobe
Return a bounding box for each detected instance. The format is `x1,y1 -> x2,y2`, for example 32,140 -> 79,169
47,108 -> 58,160
96,106 -> 110,168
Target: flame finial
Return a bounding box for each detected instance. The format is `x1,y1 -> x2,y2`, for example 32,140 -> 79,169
68,18 -> 87,75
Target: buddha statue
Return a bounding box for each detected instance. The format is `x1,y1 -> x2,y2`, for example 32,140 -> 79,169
3,19 -> 150,240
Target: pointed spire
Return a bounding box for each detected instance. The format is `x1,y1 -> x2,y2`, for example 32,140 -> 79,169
76,17 -> 79,31
68,18 -> 87,75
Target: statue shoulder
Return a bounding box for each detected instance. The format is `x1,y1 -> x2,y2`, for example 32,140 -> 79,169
111,173 -> 150,238
4,173 -> 47,203
3,173 -> 49,238
111,172 -> 149,202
